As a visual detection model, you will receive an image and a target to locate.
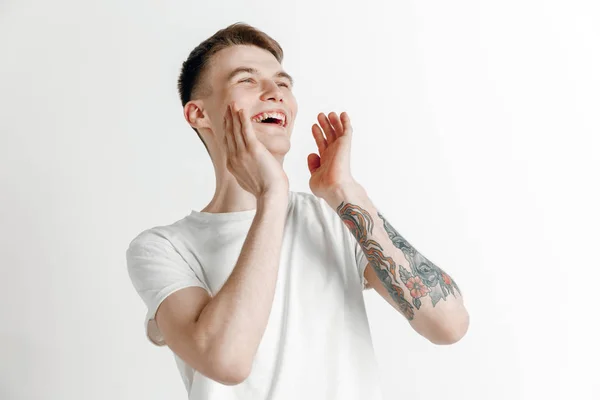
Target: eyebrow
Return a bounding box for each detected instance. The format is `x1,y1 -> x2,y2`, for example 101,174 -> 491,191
227,66 -> 294,86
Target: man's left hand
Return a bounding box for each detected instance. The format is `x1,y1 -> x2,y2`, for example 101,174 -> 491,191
307,111 -> 357,200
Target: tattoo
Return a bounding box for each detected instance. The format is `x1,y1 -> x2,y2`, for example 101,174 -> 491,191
337,202 -> 461,319
337,202 -> 415,320
378,211 -> 461,307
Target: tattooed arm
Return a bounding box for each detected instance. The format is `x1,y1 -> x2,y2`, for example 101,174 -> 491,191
325,182 -> 470,345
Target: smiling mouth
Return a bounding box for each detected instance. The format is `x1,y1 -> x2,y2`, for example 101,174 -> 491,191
251,111 -> 287,127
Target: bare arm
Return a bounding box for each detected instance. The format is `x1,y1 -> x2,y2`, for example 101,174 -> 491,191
305,109 -> 468,344
156,104 -> 291,385
324,183 -> 470,345
155,191 -> 288,385
197,191 -> 288,379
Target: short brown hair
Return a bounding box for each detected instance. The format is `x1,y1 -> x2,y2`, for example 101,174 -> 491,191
177,23 -> 284,154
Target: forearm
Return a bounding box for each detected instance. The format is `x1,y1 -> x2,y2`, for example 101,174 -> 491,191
325,183 -> 469,343
197,192 -> 288,373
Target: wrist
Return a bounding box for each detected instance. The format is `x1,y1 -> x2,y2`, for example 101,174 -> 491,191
324,181 -> 366,209
257,189 -> 289,208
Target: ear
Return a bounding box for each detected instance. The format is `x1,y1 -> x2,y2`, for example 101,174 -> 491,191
184,101 -> 211,131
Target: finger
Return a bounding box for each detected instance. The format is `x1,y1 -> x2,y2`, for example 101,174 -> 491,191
311,123 -> 327,156
340,112 -> 353,138
223,105 -> 235,154
236,109 -> 250,149
307,153 -> 321,175
328,112 -> 344,138
317,112 -> 336,143
231,104 -> 245,152
239,108 -> 256,145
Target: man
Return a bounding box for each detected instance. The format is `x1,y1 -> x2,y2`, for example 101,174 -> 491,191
126,22 -> 469,399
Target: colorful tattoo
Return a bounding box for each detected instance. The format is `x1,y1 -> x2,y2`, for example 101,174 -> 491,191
337,202 -> 461,318
337,202 -> 415,320
378,211 -> 461,307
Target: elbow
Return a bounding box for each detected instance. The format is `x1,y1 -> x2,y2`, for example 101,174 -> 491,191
200,345 -> 253,386
212,364 -> 251,386
202,355 -> 252,386
430,311 -> 470,345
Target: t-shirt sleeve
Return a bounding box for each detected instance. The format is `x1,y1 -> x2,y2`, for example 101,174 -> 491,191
126,231 -> 208,346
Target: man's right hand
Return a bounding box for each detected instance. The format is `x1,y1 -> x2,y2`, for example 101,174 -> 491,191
222,103 -> 289,198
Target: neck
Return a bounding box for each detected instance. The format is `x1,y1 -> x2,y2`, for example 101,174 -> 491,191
201,154 -> 286,214
201,177 -> 259,214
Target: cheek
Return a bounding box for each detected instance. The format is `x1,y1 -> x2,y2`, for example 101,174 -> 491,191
287,91 -> 298,106
286,93 -> 298,116
228,87 -> 253,102
229,95 -> 258,114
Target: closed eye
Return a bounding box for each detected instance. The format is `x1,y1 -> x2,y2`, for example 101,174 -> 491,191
238,78 -> 290,88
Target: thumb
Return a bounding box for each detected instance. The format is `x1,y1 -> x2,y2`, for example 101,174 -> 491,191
307,153 -> 321,175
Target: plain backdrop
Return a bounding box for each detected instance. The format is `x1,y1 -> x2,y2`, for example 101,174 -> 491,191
1,0 -> 599,399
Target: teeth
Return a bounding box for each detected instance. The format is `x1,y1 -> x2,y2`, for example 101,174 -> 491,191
251,112 -> 286,125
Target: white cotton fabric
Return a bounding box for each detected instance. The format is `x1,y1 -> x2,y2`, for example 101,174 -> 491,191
126,191 -> 383,400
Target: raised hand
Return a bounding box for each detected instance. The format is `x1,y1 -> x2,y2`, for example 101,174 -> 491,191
307,111 -> 356,200
222,103 -> 289,198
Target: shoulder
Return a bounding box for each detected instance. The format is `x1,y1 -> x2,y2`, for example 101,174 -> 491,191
128,227 -> 172,250
125,227 -> 179,271
126,214 -> 192,257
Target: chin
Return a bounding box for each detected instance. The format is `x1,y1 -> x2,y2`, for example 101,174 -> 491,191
261,135 -> 291,155
253,122 -> 292,153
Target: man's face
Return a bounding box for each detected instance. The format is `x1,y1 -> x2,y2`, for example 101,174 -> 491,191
199,45 -> 298,157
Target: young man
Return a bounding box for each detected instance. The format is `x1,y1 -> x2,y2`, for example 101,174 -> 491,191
126,22 -> 469,399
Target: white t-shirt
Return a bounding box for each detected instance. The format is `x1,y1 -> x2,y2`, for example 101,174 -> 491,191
126,190 -> 384,399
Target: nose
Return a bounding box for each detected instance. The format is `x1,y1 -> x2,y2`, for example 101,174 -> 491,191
260,80 -> 284,102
